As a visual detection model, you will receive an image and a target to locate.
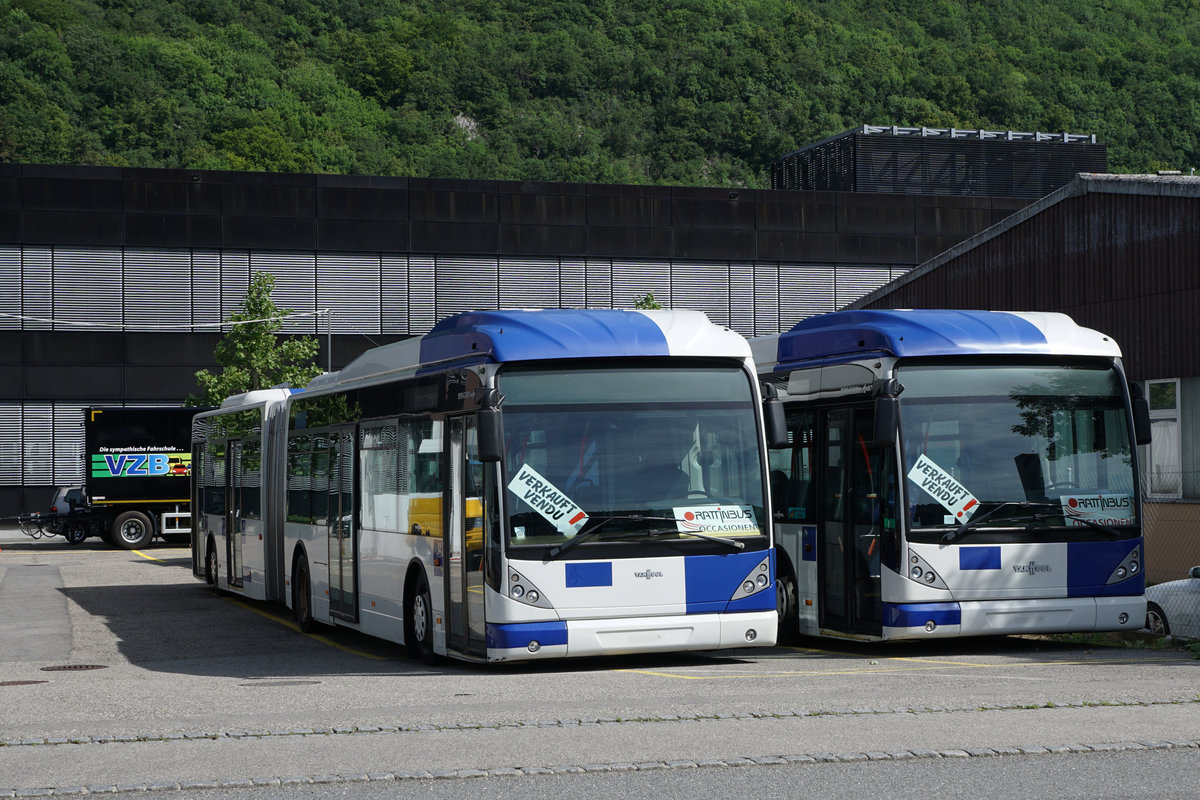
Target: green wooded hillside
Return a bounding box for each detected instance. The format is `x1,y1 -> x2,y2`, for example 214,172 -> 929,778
3,0 -> 1197,186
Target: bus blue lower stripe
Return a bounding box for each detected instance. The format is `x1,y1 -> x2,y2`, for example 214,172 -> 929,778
486,621 -> 569,650
883,602 -> 961,628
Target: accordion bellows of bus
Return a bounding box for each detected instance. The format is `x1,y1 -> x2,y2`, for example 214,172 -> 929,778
192,309 -> 780,663
752,309 -> 1150,643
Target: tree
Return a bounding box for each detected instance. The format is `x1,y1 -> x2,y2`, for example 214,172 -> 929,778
634,291 -> 662,309
188,272 -> 322,406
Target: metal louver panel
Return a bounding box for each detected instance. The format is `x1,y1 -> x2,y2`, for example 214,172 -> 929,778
728,263 -> 754,337
191,250 -> 222,327
124,249 -> 192,330
408,256 -> 436,334
612,261 -> 669,308
779,264 -> 835,330
0,405 -> 20,484
436,257 -> 497,318
317,253 -> 380,334
753,264 -> 779,336
381,256 -> 410,335
670,262 -> 729,326
0,247 -> 20,330
220,251 -> 250,331
836,266 -> 895,308
559,260 -> 586,308
53,404 -> 85,485
55,248 -> 122,331
584,259 -> 612,308
255,252 -> 317,334
23,404 -> 53,484
22,248 -> 53,331
499,259 -> 559,309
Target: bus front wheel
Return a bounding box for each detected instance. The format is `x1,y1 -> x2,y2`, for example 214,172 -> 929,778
407,574 -> 436,663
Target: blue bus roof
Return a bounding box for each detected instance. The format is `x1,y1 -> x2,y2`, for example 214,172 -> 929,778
768,309 -> 1119,371
311,309 -> 748,390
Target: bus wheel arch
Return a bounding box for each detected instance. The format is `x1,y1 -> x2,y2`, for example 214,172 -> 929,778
112,511 -> 153,550
404,563 -> 436,663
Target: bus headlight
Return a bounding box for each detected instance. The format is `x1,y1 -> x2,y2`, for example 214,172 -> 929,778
730,556 -> 773,601
507,569 -> 553,608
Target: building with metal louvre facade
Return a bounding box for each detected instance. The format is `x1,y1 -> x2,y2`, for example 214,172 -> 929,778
771,125 -> 1107,198
0,163 -> 1029,516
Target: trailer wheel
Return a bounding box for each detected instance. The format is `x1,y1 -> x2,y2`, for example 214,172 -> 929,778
112,511 -> 153,550
63,525 -> 88,546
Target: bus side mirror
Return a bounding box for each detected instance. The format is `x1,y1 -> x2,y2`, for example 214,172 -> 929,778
874,396 -> 899,447
477,407 -> 504,462
1129,383 -> 1152,446
761,384 -> 789,449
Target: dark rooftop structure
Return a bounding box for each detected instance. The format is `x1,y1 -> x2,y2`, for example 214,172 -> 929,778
771,125 -> 1108,198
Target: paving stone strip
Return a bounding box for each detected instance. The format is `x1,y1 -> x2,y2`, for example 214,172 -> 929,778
2,696 -> 1197,750
1,739 -> 1197,797
2,699 -> 1198,797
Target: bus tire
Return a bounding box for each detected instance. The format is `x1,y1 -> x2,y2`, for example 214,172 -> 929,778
407,573 -> 436,663
294,554 -> 316,633
775,557 -> 799,645
112,511 -> 153,550
205,538 -> 221,593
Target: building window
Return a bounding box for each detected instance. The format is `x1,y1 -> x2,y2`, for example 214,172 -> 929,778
1145,379 -> 1181,499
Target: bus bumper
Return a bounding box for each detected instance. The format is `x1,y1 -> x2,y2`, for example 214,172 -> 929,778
882,596 -> 1147,640
486,610 -> 777,662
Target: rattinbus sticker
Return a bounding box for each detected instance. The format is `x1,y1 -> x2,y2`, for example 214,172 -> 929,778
507,463 -> 589,536
673,505 -> 759,534
907,454 -> 980,521
1060,494 -> 1135,527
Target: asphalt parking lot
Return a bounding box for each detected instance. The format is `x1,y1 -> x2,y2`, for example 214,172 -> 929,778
1,527 -> 1198,796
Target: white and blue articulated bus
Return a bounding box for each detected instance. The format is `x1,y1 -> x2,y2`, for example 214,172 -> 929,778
751,309 -> 1152,642
194,309 -> 779,662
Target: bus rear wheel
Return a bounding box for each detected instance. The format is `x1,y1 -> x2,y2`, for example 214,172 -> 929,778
407,574 -> 436,663
112,511 -> 153,550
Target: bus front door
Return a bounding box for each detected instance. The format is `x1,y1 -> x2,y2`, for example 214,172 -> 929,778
327,427 -> 357,621
821,408 -> 883,637
445,417 -> 486,658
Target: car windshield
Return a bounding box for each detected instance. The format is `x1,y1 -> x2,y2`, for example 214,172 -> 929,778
498,363 -> 768,556
898,361 -> 1138,539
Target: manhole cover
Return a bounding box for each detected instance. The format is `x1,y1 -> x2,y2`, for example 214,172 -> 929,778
40,664 -> 108,672
0,680 -> 49,687
238,680 -> 321,687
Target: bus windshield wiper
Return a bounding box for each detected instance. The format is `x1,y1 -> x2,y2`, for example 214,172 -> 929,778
545,515 -> 745,560
942,501 -> 1061,544
942,501 -> 1123,543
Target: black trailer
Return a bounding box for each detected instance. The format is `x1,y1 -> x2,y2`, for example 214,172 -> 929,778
18,406 -> 204,549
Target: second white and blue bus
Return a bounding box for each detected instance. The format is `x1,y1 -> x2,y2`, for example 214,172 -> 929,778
752,309 -> 1151,642
192,308 -> 781,662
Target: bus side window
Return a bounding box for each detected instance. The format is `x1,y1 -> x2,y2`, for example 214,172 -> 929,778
769,409 -> 816,522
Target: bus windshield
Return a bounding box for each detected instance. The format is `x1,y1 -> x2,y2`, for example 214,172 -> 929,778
498,363 -> 767,556
898,362 -> 1137,539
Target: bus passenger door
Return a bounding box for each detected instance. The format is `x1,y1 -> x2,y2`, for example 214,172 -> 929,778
227,439 -> 243,589
821,408 -> 883,637
445,417 -> 486,658
327,427 -> 357,621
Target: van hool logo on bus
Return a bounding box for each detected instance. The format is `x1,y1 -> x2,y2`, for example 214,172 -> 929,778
634,569 -> 664,580
1012,561 -> 1053,574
